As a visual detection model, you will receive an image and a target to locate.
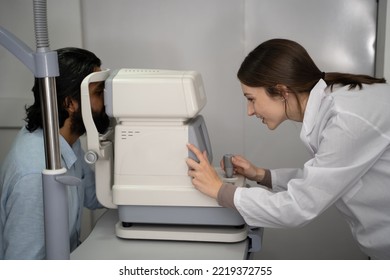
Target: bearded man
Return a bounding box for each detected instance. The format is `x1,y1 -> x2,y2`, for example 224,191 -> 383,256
0,48 -> 109,259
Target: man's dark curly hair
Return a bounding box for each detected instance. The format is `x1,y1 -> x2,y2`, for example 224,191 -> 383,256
25,47 -> 101,132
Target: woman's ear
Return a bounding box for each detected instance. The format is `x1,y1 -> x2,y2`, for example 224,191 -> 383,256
274,84 -> 290,100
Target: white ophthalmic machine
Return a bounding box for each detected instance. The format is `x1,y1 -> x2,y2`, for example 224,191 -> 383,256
81,68 -> 261,247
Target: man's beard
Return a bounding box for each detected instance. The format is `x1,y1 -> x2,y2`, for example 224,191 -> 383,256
71,107 -> 110,136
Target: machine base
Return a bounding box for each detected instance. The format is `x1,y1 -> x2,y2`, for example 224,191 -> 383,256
115,222 -> 248,243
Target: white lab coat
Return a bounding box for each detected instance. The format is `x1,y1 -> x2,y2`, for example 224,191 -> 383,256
234,79 -> 390,259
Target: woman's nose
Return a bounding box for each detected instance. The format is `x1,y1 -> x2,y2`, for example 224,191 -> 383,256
247,102 -> 255,116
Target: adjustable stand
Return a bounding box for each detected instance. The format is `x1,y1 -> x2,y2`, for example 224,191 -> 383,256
0,0 -> 71,259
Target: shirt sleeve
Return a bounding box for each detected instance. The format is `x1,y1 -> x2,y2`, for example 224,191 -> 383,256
217,183 -> 238,209
2,174 -> 46,259
270,168 -> 303,192
234,112 -> 390,228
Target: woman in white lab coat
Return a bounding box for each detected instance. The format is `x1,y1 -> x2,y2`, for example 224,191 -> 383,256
186,38 -> 390,259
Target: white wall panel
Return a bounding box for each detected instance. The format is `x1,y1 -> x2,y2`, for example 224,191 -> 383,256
243,0 -> 376,169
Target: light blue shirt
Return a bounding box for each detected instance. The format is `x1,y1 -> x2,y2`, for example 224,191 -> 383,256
0,127 -> 101,259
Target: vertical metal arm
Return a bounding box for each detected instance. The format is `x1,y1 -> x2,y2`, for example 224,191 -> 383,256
38,74 -> 71,260
33,0 -> 70,260
38,77 -> 62,169
0,0 -> 72,260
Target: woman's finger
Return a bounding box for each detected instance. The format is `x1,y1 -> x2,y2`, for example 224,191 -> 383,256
186,157 -> 198,169
187,143 -> 205,162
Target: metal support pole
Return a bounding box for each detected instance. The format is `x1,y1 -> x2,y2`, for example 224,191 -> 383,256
33,0 -> 70,259
38,77 -> 62,169
38,76 -> 70,259
1,0 -> 72,259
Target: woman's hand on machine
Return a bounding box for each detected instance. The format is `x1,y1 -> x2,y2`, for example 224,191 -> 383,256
186,143 -> 223,199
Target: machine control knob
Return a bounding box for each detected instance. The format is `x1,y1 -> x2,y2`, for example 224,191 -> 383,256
223,154 -> 234,178
84,150 -> 98,164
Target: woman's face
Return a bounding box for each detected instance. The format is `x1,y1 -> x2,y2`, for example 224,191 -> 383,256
241,84 -> 288,130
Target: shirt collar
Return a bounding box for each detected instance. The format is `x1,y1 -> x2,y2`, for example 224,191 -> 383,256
301,79 -> 328,137
59,136 -> 79,169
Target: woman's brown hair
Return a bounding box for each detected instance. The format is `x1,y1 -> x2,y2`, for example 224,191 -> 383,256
237,38 -> 386,95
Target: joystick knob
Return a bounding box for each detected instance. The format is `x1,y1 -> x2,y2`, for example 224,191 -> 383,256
223,154 -> 234,178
